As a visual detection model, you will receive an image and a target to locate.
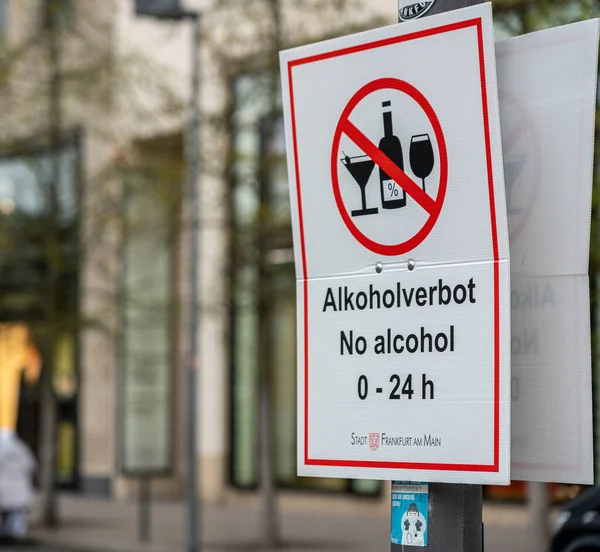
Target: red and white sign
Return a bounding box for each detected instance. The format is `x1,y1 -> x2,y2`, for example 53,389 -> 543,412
280,4 -> 510,484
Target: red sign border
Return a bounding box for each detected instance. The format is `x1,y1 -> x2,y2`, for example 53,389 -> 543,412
331,77 -> 448,256
286,16 -> 502,474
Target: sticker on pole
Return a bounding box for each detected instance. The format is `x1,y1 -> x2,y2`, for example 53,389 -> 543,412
391,482 -> 429,547
280,3 -> 510,485
399,0 -> 437,21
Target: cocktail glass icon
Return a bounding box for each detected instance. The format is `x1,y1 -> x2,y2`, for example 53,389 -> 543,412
341,153 -> 379,217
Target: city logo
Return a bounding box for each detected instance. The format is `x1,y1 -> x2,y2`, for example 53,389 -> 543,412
398,0 -> 436,21
369,432 -> 381,451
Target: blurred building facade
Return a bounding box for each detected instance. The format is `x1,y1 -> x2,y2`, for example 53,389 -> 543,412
0,0 -> 396,509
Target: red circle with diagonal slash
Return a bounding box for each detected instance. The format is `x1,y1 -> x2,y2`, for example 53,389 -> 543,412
331,78 -> 448,256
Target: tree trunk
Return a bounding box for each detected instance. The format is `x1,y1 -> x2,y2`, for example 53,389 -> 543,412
257,114 -> 281,549
258,368 -> 279,548
38,359 -> 58,527
38,0 -> 62,528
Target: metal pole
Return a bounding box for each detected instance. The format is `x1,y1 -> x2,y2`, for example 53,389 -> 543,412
392,2 -> 483,551
186,12 -> 202,552
139,477 -> 151,542
528,482 -> 549,552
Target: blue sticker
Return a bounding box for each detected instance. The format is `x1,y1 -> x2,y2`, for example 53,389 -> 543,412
391,482 -> 428,547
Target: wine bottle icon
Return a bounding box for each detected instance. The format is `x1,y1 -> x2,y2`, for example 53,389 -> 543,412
379,101 -> 406,209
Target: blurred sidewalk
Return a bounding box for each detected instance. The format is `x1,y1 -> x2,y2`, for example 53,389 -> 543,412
29,494 -> 534,552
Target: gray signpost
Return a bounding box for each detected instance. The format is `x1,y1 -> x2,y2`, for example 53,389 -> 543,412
134,2 -> 202,552
391,2 -> 484,552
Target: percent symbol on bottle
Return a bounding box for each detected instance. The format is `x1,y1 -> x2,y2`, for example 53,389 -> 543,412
388,182 -> 400,197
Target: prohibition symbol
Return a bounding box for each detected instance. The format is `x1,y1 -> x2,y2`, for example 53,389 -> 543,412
331,78 -> 448,256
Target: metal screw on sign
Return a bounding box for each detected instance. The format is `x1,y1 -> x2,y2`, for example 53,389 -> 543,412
376,262 -> 384,273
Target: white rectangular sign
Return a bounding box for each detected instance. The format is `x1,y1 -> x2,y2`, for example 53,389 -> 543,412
496,19 -> 599,484
280,4 -> 510,484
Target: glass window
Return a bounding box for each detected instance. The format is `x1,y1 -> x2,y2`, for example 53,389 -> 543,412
229,73 -> 380,496
0,145 -> 78,223
0,139 -> 81,489
121,172 -> 173,472
230,73 -> 274,489
118,136 -> 181,475
0,142 -> 79,322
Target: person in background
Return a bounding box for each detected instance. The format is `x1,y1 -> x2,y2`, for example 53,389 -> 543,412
0,429 -> 36,539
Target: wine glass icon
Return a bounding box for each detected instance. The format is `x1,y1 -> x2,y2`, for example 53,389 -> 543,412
341,153 -> 379,217
409,134 -> 434,193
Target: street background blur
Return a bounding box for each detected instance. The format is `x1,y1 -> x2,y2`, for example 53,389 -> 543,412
0,0 -> 597,550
